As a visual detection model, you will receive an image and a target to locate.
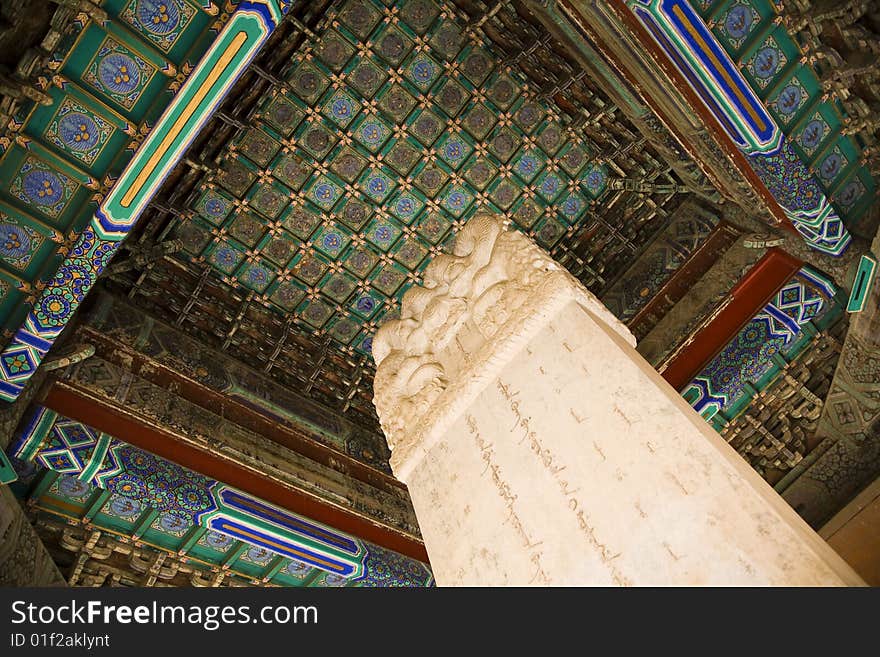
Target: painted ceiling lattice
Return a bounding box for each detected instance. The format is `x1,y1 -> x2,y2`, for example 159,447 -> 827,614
0,0 -> 289,402
175,0 -> 611,357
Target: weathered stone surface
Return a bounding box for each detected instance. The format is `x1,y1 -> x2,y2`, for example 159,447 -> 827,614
0,362 -> 64,586
374,214 -> 863,585
0,486 -> 66,586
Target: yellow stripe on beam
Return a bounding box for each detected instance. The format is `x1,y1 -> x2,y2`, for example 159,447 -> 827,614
221,523 -> 349,573
672,5 -> 767,133
120,30 -> 249,208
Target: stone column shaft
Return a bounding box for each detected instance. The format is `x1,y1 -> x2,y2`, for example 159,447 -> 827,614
373,214 -> 863,586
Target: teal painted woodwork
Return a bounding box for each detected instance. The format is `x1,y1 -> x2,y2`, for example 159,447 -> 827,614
7,406 -> 433,587
113,0 -> 205,58
0,1 -> 291,401
627,0 -> 855,255
0,449 -> 17,484
847,254 -> 877,314
683,266 -> 842,431
697,0 -> 876,231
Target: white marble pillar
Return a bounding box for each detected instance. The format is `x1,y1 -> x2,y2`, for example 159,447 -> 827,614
373,214 -> 863,586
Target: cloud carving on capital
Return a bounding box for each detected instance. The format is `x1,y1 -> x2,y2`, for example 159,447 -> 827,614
373,213 -> 631,470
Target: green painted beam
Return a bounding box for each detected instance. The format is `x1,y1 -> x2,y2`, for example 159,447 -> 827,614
28,470 -> 59,501
0,450 -> 17,484
221,543 -> 248,568
260,556 -> 286,584
80,433 -> 112,482
178,525 -> 209,555
132,509 -> 160,539
81,488 -> 112,522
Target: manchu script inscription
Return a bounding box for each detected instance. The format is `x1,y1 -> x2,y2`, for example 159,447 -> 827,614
489,376 -> 632,586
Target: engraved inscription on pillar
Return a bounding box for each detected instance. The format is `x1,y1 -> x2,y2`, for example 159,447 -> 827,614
373,214 -> 862,586
373,212 -> 627,475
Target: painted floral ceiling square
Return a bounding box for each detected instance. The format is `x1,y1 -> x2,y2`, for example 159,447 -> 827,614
175,0 -> 609,357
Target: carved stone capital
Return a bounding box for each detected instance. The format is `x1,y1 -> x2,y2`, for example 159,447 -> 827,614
373,213 -> 633,478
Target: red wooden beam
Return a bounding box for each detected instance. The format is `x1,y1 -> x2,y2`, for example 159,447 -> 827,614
43,382 -> 429,564
78,325 -> 406,496
658,247 -> 804,391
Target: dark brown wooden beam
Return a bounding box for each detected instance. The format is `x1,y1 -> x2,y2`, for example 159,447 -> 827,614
43,382 -> 429,564
78,325 -> 405,495
627,221 -> 740,339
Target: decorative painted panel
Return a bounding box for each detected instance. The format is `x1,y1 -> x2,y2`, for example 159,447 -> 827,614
626,0 -> 864,256
0,204 -> 59,278
14,84 -> 137,183
741,29 -> 795,92
683,266 -> 840,427
9,407 -> 433,587
0,221 -> 45,272
0,1 -> 290,401
712,0 -> 770,55
119,0 -> 200,54
8,156 -> 79,221
80,35 -> 161,112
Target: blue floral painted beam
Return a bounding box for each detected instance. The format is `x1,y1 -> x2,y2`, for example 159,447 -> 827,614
10,405 -> 434,586
0,1 -> 290,402
626,0 -> 851,257
683,265 -> 839,427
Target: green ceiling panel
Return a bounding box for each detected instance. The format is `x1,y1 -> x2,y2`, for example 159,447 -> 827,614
0,201 -> 63,283
739,25 -> 799,95
61,24 -> 173,122
815,134 -> 860,195
0,1 -> 231,356
765,68 -> 815,131
106,0 -> 216,64
25,86 -> 134,177
791,103 -> 842,164
833,168 -> 875,232
709,0 -> 775,58
175,0 -> 616,359
0,144 -> 95,232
